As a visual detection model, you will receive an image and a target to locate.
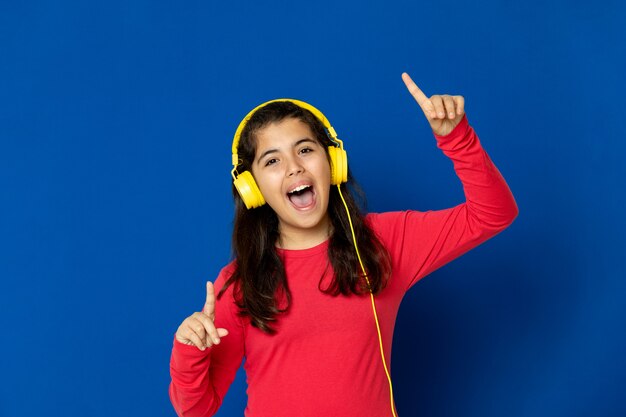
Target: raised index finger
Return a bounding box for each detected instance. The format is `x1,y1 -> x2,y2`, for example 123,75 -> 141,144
401,72 -> 430,109
204,281 -> 215,317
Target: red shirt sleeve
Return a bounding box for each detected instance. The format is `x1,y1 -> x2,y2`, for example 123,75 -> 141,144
369,114 -> 519,292
169,264 -> 245,417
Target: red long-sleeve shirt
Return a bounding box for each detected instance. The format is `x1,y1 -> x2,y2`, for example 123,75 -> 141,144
169,114 -> 519,416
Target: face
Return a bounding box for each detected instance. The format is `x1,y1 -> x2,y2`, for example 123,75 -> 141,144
250,117 -> 332,248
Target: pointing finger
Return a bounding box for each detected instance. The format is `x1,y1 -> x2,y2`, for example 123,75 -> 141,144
204,281 -> 215,318
401,72 -> 432,113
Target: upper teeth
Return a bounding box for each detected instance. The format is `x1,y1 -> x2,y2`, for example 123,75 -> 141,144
289,185 -> 310,193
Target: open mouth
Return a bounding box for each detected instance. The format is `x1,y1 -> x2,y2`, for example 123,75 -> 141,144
287,185 -> 315,209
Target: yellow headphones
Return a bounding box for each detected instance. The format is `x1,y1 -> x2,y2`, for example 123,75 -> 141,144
231,98 -> 398,417
231,98 -> 348,209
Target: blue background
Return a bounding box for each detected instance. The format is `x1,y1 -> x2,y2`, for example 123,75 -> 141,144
1,1 -> 624,416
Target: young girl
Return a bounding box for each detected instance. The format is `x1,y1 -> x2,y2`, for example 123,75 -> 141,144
169,72 -> 518,417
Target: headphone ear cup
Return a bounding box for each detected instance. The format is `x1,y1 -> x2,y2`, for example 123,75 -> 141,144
339,148 -> 348,183
328,146 -> 339,185
234,170 -> 265,209
328,146 -> 348,185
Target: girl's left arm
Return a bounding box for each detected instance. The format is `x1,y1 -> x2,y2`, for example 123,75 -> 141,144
368,73 -> 519,292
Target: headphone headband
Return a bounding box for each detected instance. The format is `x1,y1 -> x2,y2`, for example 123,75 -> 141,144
231,98 -> 341,169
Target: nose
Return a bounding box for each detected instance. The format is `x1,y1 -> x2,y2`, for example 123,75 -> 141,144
285,157 -> 304,177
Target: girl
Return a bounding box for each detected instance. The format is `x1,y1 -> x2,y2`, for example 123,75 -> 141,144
169,72 -> 518,417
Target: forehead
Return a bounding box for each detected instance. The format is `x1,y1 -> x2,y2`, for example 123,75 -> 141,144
254,118 -> 317,150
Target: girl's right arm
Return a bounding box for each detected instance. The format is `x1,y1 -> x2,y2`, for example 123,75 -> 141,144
169,271 -> 245,417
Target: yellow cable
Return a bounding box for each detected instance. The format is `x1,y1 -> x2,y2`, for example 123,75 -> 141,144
336,184 -> 398,417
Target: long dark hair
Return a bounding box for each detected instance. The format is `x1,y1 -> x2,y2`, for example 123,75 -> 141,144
217,101 -> 391,334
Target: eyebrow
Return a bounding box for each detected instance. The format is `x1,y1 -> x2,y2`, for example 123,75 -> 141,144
256,138 -> 317,165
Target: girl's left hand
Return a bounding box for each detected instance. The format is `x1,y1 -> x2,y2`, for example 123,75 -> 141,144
401,72 -> 465,137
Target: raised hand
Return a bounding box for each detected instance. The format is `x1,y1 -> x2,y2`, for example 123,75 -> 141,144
401,72 -> 465,137
175,281 -> 230,351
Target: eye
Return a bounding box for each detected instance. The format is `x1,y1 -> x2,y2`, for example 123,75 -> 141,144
264,158 -> 278,167
299,147 -> 313,154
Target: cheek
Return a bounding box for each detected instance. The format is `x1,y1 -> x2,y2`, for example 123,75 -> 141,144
315,154 -> 332,178
253,170 -> 281,197
322,162 -> 332,183
317,164 -> 332,194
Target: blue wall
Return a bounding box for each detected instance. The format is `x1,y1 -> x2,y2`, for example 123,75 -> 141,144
1,1 -> 624,416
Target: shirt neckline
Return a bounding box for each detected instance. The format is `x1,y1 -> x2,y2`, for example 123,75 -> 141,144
275,239 -> 330,259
